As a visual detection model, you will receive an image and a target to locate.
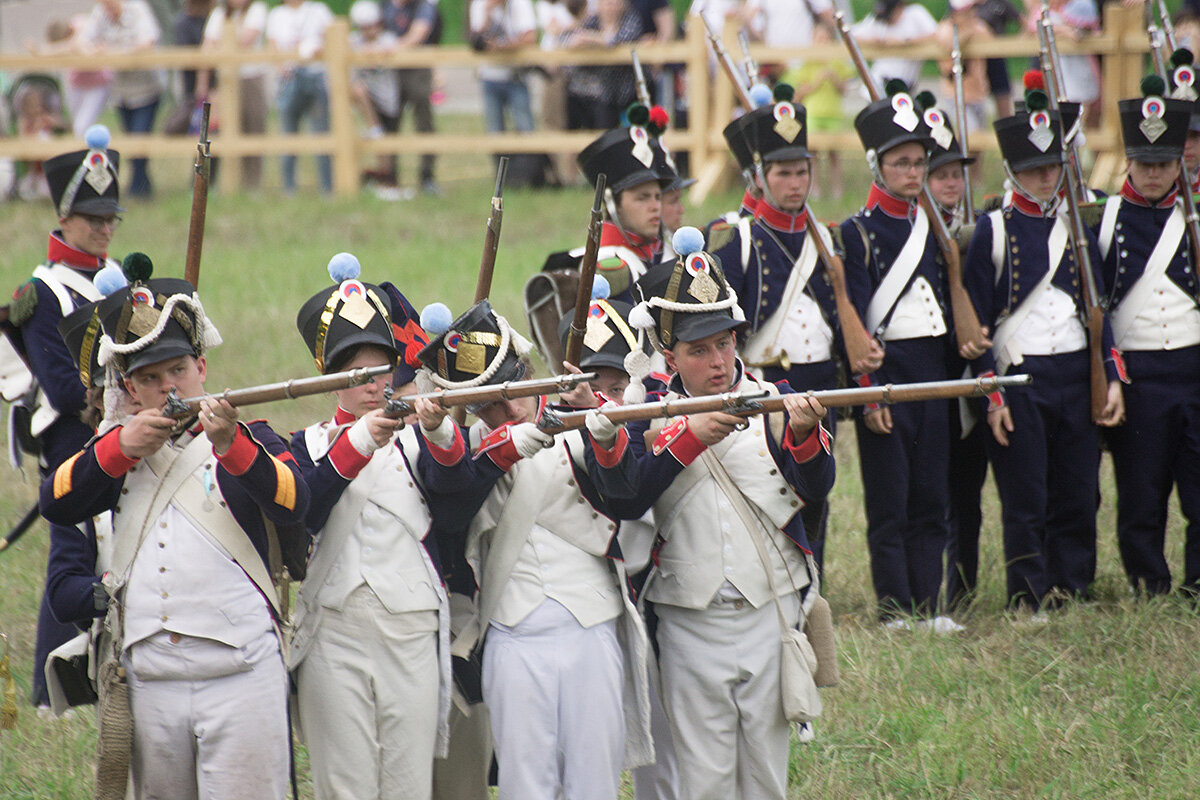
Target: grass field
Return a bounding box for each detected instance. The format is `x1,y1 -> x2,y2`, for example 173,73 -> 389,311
1,143 -> 1198,799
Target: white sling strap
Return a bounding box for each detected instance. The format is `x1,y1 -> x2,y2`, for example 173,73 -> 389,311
864,204 -> 929,335
1110,202 -> 1187,346
990,214 -> 1070,374
742,226 -> 823,366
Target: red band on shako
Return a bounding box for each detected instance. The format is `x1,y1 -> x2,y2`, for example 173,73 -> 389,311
339,279 -> 366,299
131,287 -> 154,307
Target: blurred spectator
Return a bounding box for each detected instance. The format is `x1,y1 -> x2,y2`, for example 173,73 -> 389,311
381,0 -> 442,195
537,0 -> 585,180
632,0 -> 675,41
267,0 -> 334,194
12,77 -> 68,200
974,0 -> 1023,118
197,0 -> 270,191
163,0 -> 215,135
937,0 -> 991,182
348,0 -> 405,197
780,24 -> 852,200
80,0 -> 163,197
563,0 -> 642,129
748,0 -> 833,51
852,0 -> 937,93
689,0 -> 757,35
1029,0 -> 1100,127
38,16 -> 112,138
470,0 -> 538,139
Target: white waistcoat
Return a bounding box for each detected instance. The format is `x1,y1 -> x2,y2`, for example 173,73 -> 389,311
1118,276 -> 1200,351
882,276 -> 947,341
1012,284 -> 1087,356
645,384 -> 811,611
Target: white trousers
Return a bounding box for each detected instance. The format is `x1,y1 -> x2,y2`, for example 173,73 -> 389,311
295,585 -> 440,800
483,598 -> 625,800
124,630 -> 288,800
432,699 -> 493,800
655,595 -> 799,800
631,651 -> 679,800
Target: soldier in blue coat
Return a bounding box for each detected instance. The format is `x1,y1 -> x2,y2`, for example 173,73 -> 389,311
839,83 -> 960,630
705,83 -> 882,575
1095,75 -> 1200,596
6,125 -> 124,708
40,261 -> 309,799
963,82 -> 1125,613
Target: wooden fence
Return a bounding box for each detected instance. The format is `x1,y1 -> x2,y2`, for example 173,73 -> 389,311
0,4 -> 1149,199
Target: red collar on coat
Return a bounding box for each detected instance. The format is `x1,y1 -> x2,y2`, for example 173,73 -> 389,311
47,231 -> 105,270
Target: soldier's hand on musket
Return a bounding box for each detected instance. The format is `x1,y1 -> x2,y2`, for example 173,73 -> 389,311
354,408 -> 402,451
414,397 -> 448,432
119,408 -> 177,458
958,326 -> 993,361
988,405 -> 1014,447
863,406 -> 893,435
558,362 -> 598,409
688,412 -> 743,445
782,393 -> 827,439
200,397 -> 240,454
1096,381 -> 1125,428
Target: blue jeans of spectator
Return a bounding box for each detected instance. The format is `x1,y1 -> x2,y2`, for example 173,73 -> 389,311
481,77 -> 534,134
278,67 -> 332,193
118,97 -> 160,196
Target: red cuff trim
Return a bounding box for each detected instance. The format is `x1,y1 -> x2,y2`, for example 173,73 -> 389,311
476,424 -> 521,472
425,424 -> 466,466
95,427 -> 139,477
327,430 -> 373,479
980,370 -> 1005,411
856,372 -> 881,413
783,423 -> 826,462
1110,347 -> 1130,384
590,426 -> 628,468
215,427 -> 258,476
651,417 -> 706,466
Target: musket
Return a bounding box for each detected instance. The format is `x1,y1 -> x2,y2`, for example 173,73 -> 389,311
1147,3 -> 1200,303
162,364 -> 394,419
474,157 -> 510,304
737,29 -> 760,85
835,11 -> 990,357
381,372 -> 597,419
631,50 -> 652,108
537,374 -> 1032,433
184,101 -> 212,289
950,24 -> 975,225
565,175 -> 607,367
1038,3 -> 1087,190
1037,9 -> 1109,422
705,15 -> 879,375
0,504 -> 40,554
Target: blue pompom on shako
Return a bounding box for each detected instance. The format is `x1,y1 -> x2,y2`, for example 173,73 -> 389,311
417,300 -> 530,389
633,234 -> 746,350
44,124 -> 122,218
57,264 -> 127,388
296,252 -> 398,374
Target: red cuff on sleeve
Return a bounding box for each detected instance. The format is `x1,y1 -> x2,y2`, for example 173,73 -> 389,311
1110,347 -> 1130,384
476,424 -> 521,472
980,370 -> 1005,411
590,426 -> 628,468
782,423 -> 829,463
95,427 -> 139,477
327,429 -> 373,479
214,426 -> 258,476
856,372 -> 881,413
651,417 -> 706,466
424,424 -> 466,466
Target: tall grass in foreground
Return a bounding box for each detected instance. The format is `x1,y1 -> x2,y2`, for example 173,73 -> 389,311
1,155 -> 1196,798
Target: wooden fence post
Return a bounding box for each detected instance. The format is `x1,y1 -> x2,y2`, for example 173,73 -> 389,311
216,22 -> 244,192
1091,3 -> 1143,189
325,19 -> 358,197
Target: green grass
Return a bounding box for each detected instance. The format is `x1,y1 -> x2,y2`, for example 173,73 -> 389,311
1,148 -> 1197,798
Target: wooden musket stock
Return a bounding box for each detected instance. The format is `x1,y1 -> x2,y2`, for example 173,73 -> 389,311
184,102 -> 212,289
565,175 -> 607,368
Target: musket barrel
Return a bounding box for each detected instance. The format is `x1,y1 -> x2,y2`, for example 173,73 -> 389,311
539,375 -> 1032,433
384,372 -> 597,418
167,364 -> 393,419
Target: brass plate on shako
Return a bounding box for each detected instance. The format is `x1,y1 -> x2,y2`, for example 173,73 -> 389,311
338,293 -> 377,329
688,269 -> 720,304
584,316 -> 614,351
129,304 -> 161,337
774,115 -> 801,144
455,342 -> 487,374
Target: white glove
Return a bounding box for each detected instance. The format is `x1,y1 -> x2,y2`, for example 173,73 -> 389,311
511,422 -> 554,459
347,416 -> 385,455
585,402 -> 621,446
420,414 -> 457,449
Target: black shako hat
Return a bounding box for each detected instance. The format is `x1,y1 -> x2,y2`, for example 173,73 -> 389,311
723,83 -> 811,171
297,253 -> 399,375
417,299 -> 527,388
1118,75 -> 1191,163
631,226 -> 745,351
854,79 -> 935,162
579,125 -> 670,195
44,124 -> 122,218
913,91 -> 975,172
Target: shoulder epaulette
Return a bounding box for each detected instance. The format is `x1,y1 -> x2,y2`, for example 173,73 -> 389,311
980,193 -> 1003,213
9,280 -> 38,327
827,224 -> 845,256
1077,200 -> 1104,229
705,220 -> 736,252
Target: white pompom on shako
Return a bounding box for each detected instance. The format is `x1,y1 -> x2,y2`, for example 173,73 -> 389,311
84,124 -> 111,150
420,302 -> 454,337
672,226 -> 705,258
628,301 -> 656,331
327,252 -> 362,283
93,264 -> 128,296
